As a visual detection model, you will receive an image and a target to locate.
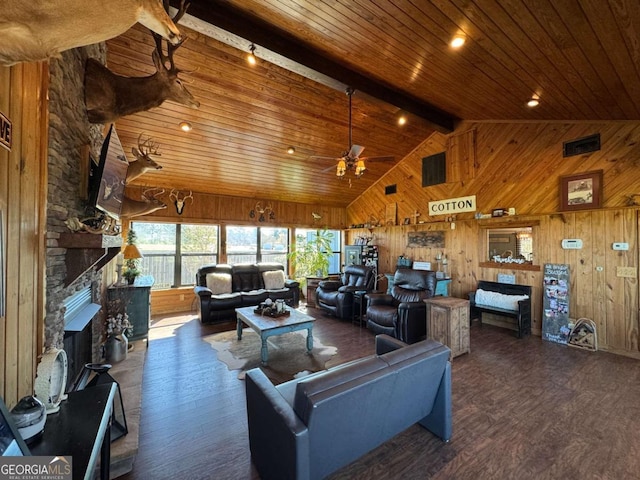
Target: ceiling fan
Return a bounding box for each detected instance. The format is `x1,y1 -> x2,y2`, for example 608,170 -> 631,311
313,87 -> 394,178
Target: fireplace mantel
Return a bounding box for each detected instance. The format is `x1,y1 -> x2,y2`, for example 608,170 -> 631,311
58,233 -> 122,287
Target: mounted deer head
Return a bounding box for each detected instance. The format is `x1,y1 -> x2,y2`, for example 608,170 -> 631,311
84,0 -> 199,124
2,0 -> 184,65
170,189 -> 193,215
120,188 -> 167,218
127,134 -> 163,183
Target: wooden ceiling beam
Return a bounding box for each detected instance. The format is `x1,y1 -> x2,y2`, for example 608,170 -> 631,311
180,0 -> 458,134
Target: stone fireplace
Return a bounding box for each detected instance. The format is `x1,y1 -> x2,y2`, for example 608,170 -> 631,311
45,44 -> 114,388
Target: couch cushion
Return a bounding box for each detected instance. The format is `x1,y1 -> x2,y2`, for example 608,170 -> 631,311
206,273 -> 233,294
210,293 -> 242,310
294,356 -> 387,424
263,270 -> 286,290
241,289 -> 269,306
475,288 -> 529,311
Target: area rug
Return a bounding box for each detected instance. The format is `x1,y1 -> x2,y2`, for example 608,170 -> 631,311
204,328 -> 337,384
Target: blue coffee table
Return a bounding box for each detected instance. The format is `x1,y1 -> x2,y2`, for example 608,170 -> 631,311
235,306 -> 315,365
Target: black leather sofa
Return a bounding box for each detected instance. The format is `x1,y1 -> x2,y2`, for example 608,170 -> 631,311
194,263 -> 300,324
315,264 -> 376,320
366,269 -> 437,344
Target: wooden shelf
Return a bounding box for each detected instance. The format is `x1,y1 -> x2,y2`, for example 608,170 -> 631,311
479,261 -> 541,272
58,233 -> 123,286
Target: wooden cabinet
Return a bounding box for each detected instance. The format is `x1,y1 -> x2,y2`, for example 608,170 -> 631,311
108,276 -> 153,342
305,276 -> 328,308
425,296 -> 470,358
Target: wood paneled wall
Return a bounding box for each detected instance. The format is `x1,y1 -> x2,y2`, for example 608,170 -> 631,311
347,121 -> 640,358
0,63 -> 48,406
127,188 -> 348,229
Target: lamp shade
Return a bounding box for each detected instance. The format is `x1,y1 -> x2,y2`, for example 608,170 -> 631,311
123,244 -> 143,260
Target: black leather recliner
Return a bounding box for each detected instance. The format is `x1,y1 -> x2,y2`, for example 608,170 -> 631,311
366,269 -> 436,343
315,265 -> 376,319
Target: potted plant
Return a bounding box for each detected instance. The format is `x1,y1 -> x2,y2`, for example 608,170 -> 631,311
288,229 -> 334,292
122,229 -> 142,285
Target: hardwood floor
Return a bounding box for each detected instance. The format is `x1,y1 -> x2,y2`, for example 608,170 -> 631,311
120,307 -> 640,480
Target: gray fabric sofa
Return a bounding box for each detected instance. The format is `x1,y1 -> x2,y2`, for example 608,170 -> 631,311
245,334 -> 452,480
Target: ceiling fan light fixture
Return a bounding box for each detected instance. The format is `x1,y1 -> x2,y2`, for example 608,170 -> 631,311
398,114 -> 407,126
355,159 -> 366,177
287,146 -> 295,154
336,159 -> 347,177
247,43 -> 257,65
450,35 -> 466,48
527,94 -> 540,108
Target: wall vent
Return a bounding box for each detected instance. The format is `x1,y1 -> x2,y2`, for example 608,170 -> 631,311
563,133 -> 600,157
422,152 -> 446,187
385,184 -> 397,195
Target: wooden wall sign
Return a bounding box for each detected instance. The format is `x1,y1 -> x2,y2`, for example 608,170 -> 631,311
0,111 -> 12,151
428,195 -> 476,216
407,231 -> 445,248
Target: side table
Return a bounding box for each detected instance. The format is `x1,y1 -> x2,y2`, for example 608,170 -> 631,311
305,276 -> 327,308
30,383 -> 116,480
425,296 -> 470,358
352,291 -> 367,327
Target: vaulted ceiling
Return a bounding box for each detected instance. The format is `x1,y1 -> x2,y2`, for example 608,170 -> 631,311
107,0 -> 640,208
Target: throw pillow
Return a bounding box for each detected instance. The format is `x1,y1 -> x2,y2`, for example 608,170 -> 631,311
262,270 -> 286,290
206,273 -> 232,295
475,289 -> 529,311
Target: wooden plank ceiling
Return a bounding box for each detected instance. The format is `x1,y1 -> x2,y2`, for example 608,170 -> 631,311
107,0 -> 640,208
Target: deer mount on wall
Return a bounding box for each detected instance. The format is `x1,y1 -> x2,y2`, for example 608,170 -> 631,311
170,189 -> 193,215
249,202 -> 274,222
84,0 -> 199,124
2,0 -> 184,66
127,134 -> 163,183
120,188 -> 167,218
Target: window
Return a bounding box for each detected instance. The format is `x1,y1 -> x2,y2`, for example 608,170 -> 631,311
227,226 -> 290,266
131,222 -> 219,289
226,226 -> 257,264
294,229 -> 342,275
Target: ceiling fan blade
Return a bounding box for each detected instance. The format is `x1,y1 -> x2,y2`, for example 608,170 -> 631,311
310,155 -> 340,161
320,162 -> 340,173
349,145 -> 365,158
361,155 -> 395,163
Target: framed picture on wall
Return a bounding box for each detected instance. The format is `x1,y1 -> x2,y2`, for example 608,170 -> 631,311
559,170 -> 603,211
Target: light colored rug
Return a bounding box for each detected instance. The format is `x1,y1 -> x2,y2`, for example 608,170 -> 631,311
204,328 -> 337,384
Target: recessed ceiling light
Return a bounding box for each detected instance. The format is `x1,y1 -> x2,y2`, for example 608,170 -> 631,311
527,94 -> 540,108
398,115 -> 407,126
287,146 -> 295,154
179,121 -> 192,132
450,35 -> 466,48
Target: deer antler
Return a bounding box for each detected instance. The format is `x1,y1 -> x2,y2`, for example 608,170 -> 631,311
154,0 -> 190,71
136,133 -> 161,158
142,187 -> 165,200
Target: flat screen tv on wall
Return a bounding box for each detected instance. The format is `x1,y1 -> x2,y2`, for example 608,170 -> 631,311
88,125 -> 129,220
